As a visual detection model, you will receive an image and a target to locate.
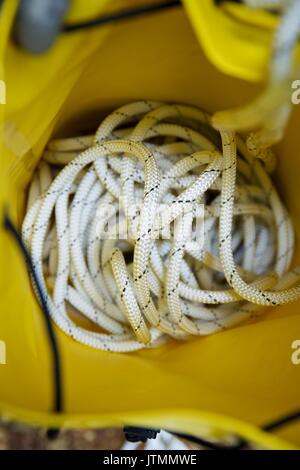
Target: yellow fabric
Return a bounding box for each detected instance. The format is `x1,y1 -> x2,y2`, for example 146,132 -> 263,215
0,0 -> 300,449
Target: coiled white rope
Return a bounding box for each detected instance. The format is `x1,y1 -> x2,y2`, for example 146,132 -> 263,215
22,101 -> 300,352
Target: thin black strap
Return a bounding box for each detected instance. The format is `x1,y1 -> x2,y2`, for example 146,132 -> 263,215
62,0 -> 181,33
263,410 -> 300,432
4,214 -> 63,413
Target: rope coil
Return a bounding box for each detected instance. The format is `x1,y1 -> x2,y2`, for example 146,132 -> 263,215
22,101 -> 300,352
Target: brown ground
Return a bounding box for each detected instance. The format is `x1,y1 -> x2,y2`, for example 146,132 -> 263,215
0,422 -> 124,450
0,422 -> 203,450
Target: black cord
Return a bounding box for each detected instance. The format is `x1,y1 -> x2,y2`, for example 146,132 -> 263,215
62,0 -> 181,32
3,213 -> 63,413
263,410 -> 300,432
167,408 -> 300,449
130,407 -> 300,450
214,0 -> 242,4
169,431 -> 247,450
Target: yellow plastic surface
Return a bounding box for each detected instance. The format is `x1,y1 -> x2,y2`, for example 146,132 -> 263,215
0,0 -> 300,449
183,0 -> 286,82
